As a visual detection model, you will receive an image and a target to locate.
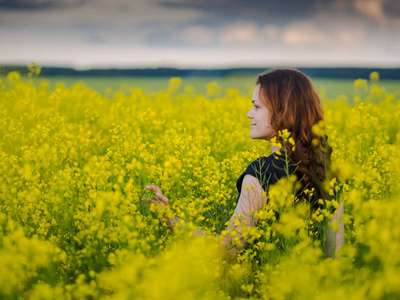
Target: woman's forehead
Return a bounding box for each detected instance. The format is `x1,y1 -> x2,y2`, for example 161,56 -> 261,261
252,84 -> 261,101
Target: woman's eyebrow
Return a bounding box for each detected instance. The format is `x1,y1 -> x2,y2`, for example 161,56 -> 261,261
252,100 -> 259,103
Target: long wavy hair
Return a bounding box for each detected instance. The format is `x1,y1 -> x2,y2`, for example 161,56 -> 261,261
256,68 -> 333,201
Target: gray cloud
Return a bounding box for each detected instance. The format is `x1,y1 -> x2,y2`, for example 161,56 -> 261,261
158,0 -> 320,27
0,0 -> 87,10
159,0 -> 400,25
0,0 -> 399,68
384,0 -> 400,18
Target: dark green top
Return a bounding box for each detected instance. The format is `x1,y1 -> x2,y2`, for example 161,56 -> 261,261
236,153 -> 296,205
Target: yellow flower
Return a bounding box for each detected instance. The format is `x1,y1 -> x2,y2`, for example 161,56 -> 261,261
279,129 -> 291,140
370,71 -> 380,81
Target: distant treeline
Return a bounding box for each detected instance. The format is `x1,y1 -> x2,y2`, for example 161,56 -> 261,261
1,65 -> 400,79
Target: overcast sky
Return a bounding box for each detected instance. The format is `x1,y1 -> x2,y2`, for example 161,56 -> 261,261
1,0 -> 400,69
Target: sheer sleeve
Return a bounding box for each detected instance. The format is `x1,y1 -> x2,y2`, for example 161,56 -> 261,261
236,154 -> 288,205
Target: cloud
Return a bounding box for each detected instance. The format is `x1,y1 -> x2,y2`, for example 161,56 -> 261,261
0,0 -> 399,67
158,0 -> 318,27
0,0 -> 86,10
282,21 -> 331,46
0,0 -> 205,46
216,23 -> 282,45
281,15 -> 366,55
182,26 -> 214,44
262,25 -> 280,39
220,22 -> 259,43
174,22 -> 280,46
353,0 -> 387,22
354,0 -> 400,27
332,0 -> 400,26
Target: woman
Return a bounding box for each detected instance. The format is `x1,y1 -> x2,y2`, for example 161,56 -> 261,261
141,68 -> 344,260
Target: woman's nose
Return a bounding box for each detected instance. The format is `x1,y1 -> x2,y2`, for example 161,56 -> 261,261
246,110 -> 253,119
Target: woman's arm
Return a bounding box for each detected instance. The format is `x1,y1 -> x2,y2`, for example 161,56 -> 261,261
324,202 -> 344,258
166,174 -> 266,261
219,174 -> 266,259
143,178 -> 266,261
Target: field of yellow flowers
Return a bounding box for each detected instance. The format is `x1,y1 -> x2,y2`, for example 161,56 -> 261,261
1,70 -> 400,299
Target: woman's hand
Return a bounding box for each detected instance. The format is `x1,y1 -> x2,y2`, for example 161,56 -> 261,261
141,185 -> 177,229
141,185 -> 169,208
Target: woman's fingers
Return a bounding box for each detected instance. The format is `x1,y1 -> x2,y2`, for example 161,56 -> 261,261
141,198 -> 158,205
155,192 -> 169,206
145,185 -> 169,206
145,185 -> 163,197
145,185 -> 158,191
141,197 -> 164,205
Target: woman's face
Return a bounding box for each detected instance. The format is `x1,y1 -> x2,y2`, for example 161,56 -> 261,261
247,84 -> 275,140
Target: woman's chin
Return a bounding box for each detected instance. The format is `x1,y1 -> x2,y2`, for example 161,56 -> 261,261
249,132 -> 258,139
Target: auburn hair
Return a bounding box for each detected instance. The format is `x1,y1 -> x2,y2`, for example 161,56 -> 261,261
256,68 -> 333,201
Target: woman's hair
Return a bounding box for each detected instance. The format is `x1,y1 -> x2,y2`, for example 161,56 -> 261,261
256,68 -> 333,201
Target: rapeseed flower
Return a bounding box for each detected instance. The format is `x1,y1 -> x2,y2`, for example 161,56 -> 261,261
0,71 -> 399,299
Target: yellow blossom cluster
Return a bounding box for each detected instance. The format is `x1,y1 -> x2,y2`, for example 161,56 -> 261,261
0,70 -> 400,299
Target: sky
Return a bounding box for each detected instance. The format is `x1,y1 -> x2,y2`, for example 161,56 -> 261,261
1,0 -> 400,69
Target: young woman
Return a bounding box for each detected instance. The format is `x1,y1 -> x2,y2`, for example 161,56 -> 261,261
141,68 -> 344,260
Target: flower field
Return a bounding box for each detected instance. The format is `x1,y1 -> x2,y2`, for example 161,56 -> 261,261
1,71 -> 400,299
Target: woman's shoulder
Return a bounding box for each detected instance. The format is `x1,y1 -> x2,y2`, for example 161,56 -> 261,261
246,153 -> 287,174
236,153 -> 288,198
